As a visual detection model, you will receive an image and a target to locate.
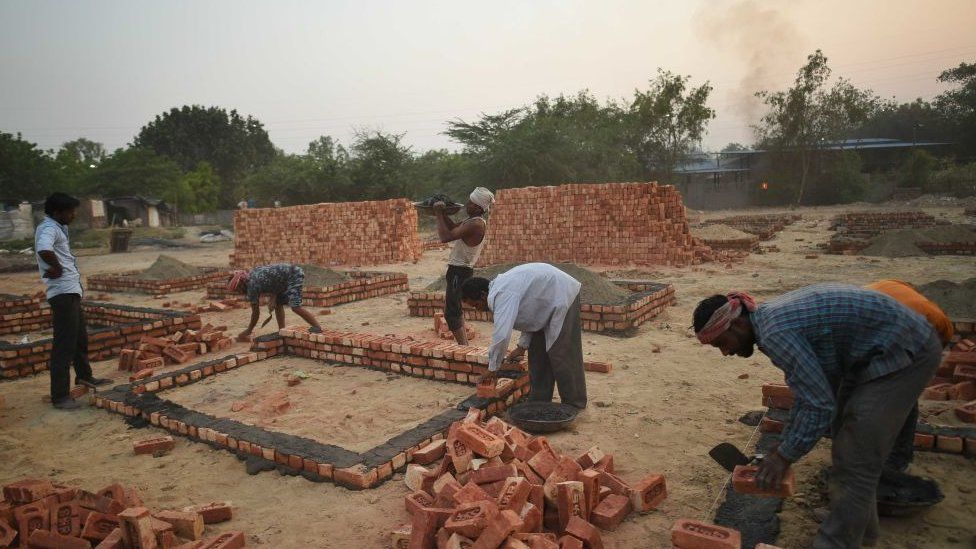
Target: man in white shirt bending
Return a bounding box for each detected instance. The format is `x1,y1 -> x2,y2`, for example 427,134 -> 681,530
461,262 -> 587,409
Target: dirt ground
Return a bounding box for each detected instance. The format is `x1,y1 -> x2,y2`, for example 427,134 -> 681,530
1,202 -> 975,548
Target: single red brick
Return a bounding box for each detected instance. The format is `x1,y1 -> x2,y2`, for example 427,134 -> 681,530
583,361 -> 612,373
82,511 -> 122,542
0,519 -> 15,548
732,465 -> 794,498
74,490 -> 124,515
118,506 -> 156,549
517,502 -> 542,534
3,478 -> 54,504
556,481 -> 587,533
197,531 -> 246,549
405,491 -> 436,516
629,474 -> 667,512
936,435 -> 964,453
759,417 -> 784,434
457,423 -> 505,458
445,500 -> 500,539
952,363 -> 976,383
15,502 -> 50,543
497,477 -> 532,512
543,456 -> 583,503
448,436 -> 474,473
527,447 -> 560,479
28,529 -> 91,549
592,454 -> 614,474
511,532 -> 558,548
413,439 -> 447,465
671,519 -> 741,549
49,501 -> 82,537
948,381 -> 976,401
590,494 -> 632,531
575,447 -> 605,470
133,435 -> 175,455
188,502 -> 233,524
557,535 -> 584,549
472,509 -> 522,549
454,482 -> 493,506
597,471 -> 630,497
955,401 -> 976,423
137,356 -> 165,371
155,509 -> 204,540
408,506 -> 453,549
913,433 -> 935,449
471,463 -> 518,486
564,516 -> 603,549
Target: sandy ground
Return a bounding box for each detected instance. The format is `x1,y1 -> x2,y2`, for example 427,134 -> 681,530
166,357 -> 473,453
0,203 -> 974,548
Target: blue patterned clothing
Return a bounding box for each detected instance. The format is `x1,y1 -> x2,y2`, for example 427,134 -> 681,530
246,264 -> 305,308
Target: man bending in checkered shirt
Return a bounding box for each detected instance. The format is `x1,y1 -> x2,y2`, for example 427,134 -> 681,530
693,283 -> 942,549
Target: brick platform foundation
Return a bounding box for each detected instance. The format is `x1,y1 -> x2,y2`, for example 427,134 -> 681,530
92,329 -> 530,490
703,214 -> 801,240
825,211 -> 946,254
917,242 -> 976,256
0,298 -> 201,379
87,268 -> 229,296
698,236 -> 759,252
0,294 -> 49,336
205,271 -> 409,307
476,182 -> 711,267
408,280 -> 676,335
230,199 -> 422,268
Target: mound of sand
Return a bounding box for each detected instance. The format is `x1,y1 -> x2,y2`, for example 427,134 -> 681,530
918,278 -> 976,319
861,225 -> 976,258
135,255 -> 203,280
691,224 -> 754,241
426,262 -> 632,305
298,264 -> 350,287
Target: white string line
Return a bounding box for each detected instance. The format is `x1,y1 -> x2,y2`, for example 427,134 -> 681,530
702,407 -> 769,523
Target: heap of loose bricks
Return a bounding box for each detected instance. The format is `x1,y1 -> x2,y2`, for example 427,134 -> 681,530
206,271 -> 409,307
703,213 -> 802,241
409,280 -> 676,335
825,210 -> 944,254
87,268 -> 228,296
230,198 -> 422,268
0,477 -> 240,548
759,341 -> 976,456
0,294 -> 48,336
475,182 -> 712,268
119,324 -> 233,376
391,409 -> 667,548
0,298 -> 200,379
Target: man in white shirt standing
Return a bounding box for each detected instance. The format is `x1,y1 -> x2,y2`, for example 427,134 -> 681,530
461,263 -> 587,409
35,193 -> 110,410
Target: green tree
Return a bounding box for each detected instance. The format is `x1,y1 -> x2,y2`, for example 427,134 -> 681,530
53,138 -> 107,194
133,105 -> 276,206
626,70 -> 715,183
755,50 -> 882,205
244,154 -> 332,206
899,149 -> 938,189
721,142 -> 749,152
81,147 -> 183,199
348,130 -> 415,200
178,162 -> 221,213
936,61 -> 976,158
0,132 -> 58,200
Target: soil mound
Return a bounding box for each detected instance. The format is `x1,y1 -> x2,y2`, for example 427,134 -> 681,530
861,225 -> 976,257
691,224 -> 754,241
426,262 -> 632,305
135,255 -> 203,280
298,264 -> 350,287
918,278 -> 976,319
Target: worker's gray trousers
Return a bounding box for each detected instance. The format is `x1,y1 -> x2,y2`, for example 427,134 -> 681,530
526,295 -> 587,409
813,331 -> 942,549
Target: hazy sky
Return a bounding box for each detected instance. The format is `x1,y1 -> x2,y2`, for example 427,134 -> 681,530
2,0 -> 974,156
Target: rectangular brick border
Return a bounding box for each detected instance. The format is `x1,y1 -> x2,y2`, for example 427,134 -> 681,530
91,330 -> 530,490
408,280 -> 676,335
87,268 -> 229,296
0,298 -> 201,379
205,271 -> 409,308
0,293 -> 49,336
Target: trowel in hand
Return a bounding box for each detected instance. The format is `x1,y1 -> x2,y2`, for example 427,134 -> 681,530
709,443 -> 764,472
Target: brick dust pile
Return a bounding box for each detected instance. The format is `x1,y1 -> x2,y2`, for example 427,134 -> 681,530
133,255 -> 203,280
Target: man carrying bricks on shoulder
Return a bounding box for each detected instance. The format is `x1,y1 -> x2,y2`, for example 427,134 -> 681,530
693,284 -> 942,548
864,279 -> 953,474
461,262 -> 587,409
227,264 -> 322,339
432,187 -> 494,345
36,192 -> 111,410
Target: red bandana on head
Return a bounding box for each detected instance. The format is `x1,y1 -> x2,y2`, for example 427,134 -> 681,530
227,270 -> 249,292
696,291 -> 758,344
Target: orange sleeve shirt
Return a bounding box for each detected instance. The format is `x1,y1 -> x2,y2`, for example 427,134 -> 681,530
865,279 -> 953,346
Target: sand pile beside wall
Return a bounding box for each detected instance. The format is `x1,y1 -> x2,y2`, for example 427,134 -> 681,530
918,278 -> 976,318
135,255 -> 203,280
861,225 -> 976,257
426,262 -> 632,304
298,264 -> 351,287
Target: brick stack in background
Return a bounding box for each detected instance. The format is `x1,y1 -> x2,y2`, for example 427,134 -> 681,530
696,233 -> 760,252
825,211 -> 944,254
206,271 -> 408,307
0,293 -> 49,336
0,299 -> 201,380
87,268 -> 228,297
230,199 -> 422,268
391,410 -> 667,547
703,213 -> 802,240
0,477 -> 242,548
476,182 -> 712,268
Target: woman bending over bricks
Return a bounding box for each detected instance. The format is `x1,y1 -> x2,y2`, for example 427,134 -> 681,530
227,264 -> 322,339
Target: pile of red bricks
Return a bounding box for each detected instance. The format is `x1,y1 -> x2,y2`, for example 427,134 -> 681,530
409,280 -> 676,335
119,324 -> 233,376
922,340 -> 976,425
230,199 -> 422,268
206,271 -> 408,308
433,313 -> 477,341
0,299 -> 201,380
391,410 -> 667,548
475,182 -> 712,268
87,268 -> 228,297
0,478 -> 241,548
0,294 -> 49,336
703,213 -> 801,240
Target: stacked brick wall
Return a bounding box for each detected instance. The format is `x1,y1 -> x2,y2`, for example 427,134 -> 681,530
0,300 -> 200,379
476,182 -> 710,267
230,199 -> 422,268
0,294 -> 50,335
825,211 -> 949,254
703,214 -> 801,240
408,281 -> 676,334
206,271 -> 408,307
88,268 -> 228,296
698,235 -> 760,252
917,242 -> 976,256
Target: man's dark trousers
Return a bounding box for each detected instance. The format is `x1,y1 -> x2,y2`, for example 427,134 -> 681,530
48,293 -> 93,401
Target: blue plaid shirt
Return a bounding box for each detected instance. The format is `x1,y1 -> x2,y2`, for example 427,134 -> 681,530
750,283 -> 937,462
